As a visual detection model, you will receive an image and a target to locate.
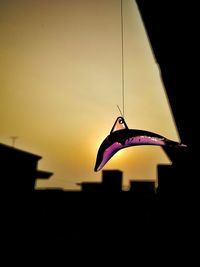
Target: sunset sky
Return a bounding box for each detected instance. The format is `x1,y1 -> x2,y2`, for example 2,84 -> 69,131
0,0 -> 179,190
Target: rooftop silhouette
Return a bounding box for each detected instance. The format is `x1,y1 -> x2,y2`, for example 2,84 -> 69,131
0,143 -> 53,193
0,140 -> 189,264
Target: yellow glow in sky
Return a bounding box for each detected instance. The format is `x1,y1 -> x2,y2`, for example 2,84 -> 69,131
0,0 -> 179,189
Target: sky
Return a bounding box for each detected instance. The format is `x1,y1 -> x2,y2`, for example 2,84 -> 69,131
0,0 -> 179,190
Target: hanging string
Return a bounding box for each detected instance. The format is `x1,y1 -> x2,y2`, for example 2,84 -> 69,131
120,0 -> 125,118
117,105 -> 123,117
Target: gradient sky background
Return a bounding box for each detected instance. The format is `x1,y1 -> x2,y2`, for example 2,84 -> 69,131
0,0 -> 179,190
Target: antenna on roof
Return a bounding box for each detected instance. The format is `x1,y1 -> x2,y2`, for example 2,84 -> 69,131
10,136 -> 19,147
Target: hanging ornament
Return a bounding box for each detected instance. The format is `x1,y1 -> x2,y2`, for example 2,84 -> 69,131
94,0 -> 187,172
94,116 -> 187,172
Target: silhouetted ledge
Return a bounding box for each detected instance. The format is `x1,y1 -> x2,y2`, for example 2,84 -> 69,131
36,170 -> 54,179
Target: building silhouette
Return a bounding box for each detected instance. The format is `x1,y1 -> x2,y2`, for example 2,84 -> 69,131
79,169 -> 123,193
129,180 -> 155,196
0,143 -> 53,193
102,170 -> 122,192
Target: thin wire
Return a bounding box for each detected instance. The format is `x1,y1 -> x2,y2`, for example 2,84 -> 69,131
117,105 -> 123,117
120,0 -> 125,118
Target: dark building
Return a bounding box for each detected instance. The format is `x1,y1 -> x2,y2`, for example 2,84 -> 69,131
79,169 -> 123,192
129,180 -> 155,197
78,181 -> 102,192
135,1 -> 198,262
102,170 -> 123,192
0,143 -> 53,193
135,0 -> 196,197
